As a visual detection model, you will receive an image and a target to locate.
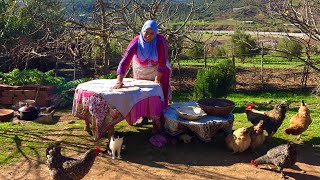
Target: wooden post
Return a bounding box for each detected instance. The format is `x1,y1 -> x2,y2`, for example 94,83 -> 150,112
55,58 -> 58,77
73,55 -> 77,81
260,43 -> 264,87
232,45 -> 235,66
301,48 -> 311,89
174,48 -> 181,74
204,44 -> 207,68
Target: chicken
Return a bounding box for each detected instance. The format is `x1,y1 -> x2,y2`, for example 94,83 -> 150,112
245,101 -> 289,138
285,100 -> 312,141
225,127 -> 251,153
40,105 -> 55,113
248,120 -> 266,151
46,143 -> 101,180
251,142 -> 297,178
33,109 -> 56,124
179,134 -> 192,143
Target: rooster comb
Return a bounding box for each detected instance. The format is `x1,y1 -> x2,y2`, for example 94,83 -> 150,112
251,160 -> 258,167
245,103 -> 255,110
95,146 -> 101,156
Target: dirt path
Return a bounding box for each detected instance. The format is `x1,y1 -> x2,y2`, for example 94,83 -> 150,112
1,112 -> 319,180
1,139 -> 319,180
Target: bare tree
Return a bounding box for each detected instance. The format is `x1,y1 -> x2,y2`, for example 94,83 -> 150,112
117,0 -> 214,71
267,0 -> 320,87
0,0 -> 66,72
1,0 -> 215,77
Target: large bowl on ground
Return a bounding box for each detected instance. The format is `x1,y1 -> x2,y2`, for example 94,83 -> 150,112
175,106 -> 207,121
0,109 -> 14,122
197,98 -> 236,116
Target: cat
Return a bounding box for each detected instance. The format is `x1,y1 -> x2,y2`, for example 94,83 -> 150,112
109,131 -> 124,160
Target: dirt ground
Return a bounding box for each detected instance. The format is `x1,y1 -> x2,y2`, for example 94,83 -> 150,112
1,67 -> 320,180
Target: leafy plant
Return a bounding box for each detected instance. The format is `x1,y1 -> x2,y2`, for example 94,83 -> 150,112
275,38 -> 303,61
231,29 -> 258,63
0,69 -> 42,85
98,73 -> 117,79
0,69 -> 64,86
312,82 -> 320,97
211,45 -> 227,57
185,42 -> 203,58
193,60 -> 236,99
0,69 -> 117,107
50,74 -> 117,106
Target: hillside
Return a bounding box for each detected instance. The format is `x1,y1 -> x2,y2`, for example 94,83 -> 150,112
59,0 -> 275,31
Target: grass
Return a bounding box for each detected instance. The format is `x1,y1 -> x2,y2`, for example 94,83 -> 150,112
173,58 -> 304,69
173,55 -> 320,69
0,90 -> 319,166
228,92 -> 320,146
0,118 -> 97,165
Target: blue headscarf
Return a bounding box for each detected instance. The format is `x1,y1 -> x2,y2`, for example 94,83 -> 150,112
137,20 -> 158,62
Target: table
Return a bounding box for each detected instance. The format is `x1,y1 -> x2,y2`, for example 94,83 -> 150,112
164,101 -> 234,142
72,78 -> 164,141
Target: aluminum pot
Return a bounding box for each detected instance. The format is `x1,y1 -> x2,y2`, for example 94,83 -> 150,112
18,99 -> 36,108
18,105 -> 40,121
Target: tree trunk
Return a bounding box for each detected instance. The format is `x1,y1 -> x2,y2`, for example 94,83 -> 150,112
232,47 -> 235,66
204,45 -> 207,68
301,50 -> 311,89
99,0 -> 110,74
260,43 -> 264,88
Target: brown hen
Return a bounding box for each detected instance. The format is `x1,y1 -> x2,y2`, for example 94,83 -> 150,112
245,101 -> 288,138
225,127 -> 251,154
285,100 -> 312,141
248,120 -> 266,151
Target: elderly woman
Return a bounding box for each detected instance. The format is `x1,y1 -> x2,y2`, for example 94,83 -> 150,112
113,20 -> 171,109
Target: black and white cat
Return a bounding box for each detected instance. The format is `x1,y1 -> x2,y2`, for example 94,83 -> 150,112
109,131 -> 124,160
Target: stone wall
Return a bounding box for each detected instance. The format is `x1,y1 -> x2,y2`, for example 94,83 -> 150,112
0,84 -> 55,107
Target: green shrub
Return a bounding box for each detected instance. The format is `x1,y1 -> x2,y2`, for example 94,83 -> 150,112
0,69 -> 117,107
312,83 -> 320,97
193,60 -> 236,99
185,42 -> 203,58
275,38 -> 303,61
231,29 -> 258,63
98,73 -> 117,79
211,45 -> 227,57
0,69 -> 65,86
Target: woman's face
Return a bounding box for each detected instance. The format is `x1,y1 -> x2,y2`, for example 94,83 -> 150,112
143,28 -> 155,42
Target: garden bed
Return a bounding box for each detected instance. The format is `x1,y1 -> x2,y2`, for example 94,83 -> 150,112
170,66 -> 320,92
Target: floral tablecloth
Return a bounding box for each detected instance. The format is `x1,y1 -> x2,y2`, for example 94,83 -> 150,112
164,101 -> 234,142
72,79 -> 164,141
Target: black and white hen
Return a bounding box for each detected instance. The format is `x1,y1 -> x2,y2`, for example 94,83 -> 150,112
46,143 -> 100,180
251,142 -> 297,178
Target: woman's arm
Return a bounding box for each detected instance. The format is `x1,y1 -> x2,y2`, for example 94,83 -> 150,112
114,36 -> 139,88
155,35 -> 168,83
116,36 -> 139,76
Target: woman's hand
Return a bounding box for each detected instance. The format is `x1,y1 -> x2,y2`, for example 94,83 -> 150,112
154,78 -> 161,85
114,74 -> 124,89
155,72 -> 162,85
113,81 -> 124,89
